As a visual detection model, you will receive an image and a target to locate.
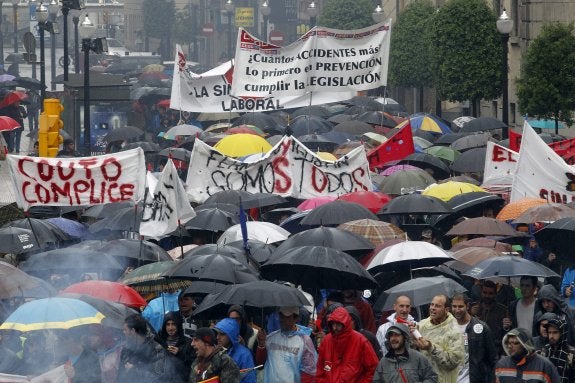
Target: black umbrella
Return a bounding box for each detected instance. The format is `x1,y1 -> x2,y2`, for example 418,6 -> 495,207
233,113 -> 285,135
59,292 -> 138,329
450,147 -> 487,173
185,208 -> 239,232
261,245 -> 378,290
289,115 -> 333,137
273,227 -> 375,258
344,96 -> 382,110
196,203 -> 240,215
377,168 -> 436,195
4,218 -> 69,245
460,117 -> 506,133
332,120 -> 374,135
450,133 -> 490,152
69,239 -> 172,265
462,255 -> 559,280
355,111 -> 397,128
300,200 -> 378,226
158,147 -> 192,162
398,153 -> 451,179
88,205 -> 143,233
291,105 -> 331,118
182,281 -> 228,297
434,132 -> 471,146
328,113 -> 354,124
104,126 -> 145,142
183,244 -> 250,265
534,217 -> 575,256
429,192 -> 505,229
378,194 -> 451,215
162,253 -> 260,284
122,141 -> 160,153
82,200 -> 135,219
446,217 -> 528,237
297,134 -> 338,152
203,190 -> 285,209
20,248 -> 124,274
0,227 -> 40,254
15,77 -> 45,90
227,240 -> 276,264
411,129 -> 437,143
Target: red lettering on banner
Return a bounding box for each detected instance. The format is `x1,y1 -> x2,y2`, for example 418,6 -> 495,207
38,159 -> 53,182
51,182 -> 71,204
21,181 -> 37,204
101,157 -> 122,181
311,166 -> 327,193
78,158 -> 98,179
119,184 -> 135,200
57,162 -> 75,180
492,145 -> 516,163
36,183 -> 50,203
272,156 -> 291,193
351,167 -> 369,191
540,188 -> 575,203
73,180 -> 90,204
17,158 -> 35,178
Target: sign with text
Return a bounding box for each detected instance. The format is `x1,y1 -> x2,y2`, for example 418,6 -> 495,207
510,124 -> 575,203
185,136 -> 372,203
170,45 -> 354,113
231,21 -> 391,98
482,141 -> 518,187
235,7 -> 254,27
7,149 -> 146,211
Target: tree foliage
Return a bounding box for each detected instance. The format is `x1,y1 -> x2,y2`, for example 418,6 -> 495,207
174,8 -> 194,47
516,22 -> 575,126
429,0 -> 502,102
143,0 -> 176,57
389,0 -> 435,88
319,0 -> 375,30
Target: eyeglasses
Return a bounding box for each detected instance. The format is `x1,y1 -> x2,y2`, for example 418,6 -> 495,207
506,340 -> 521,346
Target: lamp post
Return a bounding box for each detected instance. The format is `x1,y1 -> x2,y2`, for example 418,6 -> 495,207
48,0 -> 58,91
260,0 -> 270,41
372,4 -> 384,23
0,1 -> 4,67
79,13 -> 95,156
496,9 -> 513,140
61,0 -> 84,81
70,8 -> 81,73
224,0 -> 234,60
11,0 -> 19,75
307,1 -> 318,27
36,2 -> 49,106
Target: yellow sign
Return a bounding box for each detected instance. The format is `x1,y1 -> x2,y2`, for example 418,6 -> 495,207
235,7 -> 254,27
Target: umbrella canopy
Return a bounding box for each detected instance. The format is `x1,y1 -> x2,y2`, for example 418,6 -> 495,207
227,124 -> 266,136
378,194 -> 451,215
0,90 -> 27,108
122,141 -> 161,153
161,253 -> 260,284
158,147 -> 192,162
397,114 -> 452,134
227,239 -> 276,264
183,243 -> 249,265
61,280 -> 147,309
289,115 -> 333,137
367,241 -> 453,274
0,262 -> 48,298
59,293 -> 138,329
214,133 -> 273,157
297,196 -> 337,211
192,280 -> 311,318
429,191 -> 506,230
463,255 -> 559,280
450,147 -> 487,173
332,120 -> 374,135
0,116 -> 21,131
291,105 -> 332,118
3,218 -> 69,245
450,237 -> 513,252
398,153 -> 451,179
164,124 -> 203,139
87,205 -> 144,233
446,217 -> 528,237
379,164 -> 419,176
513,203 -> 575,224
0,227 -> 40,254
375,276 -> 467,311
450,133 -> 490,152
261,245 -> 378,290
45,217 -> 88,239
355,111 -> 398,128
19,248 -> 125,275
378,169 -> 436,195
273,226 -> 375,257
118,261 -> 192,294
185,207 -> 239,232
447,247 -> 502,273
300,200 -> 378,226
297,134 -> 339,152
0,297 -> 105,331
70,239 -> 172,264
460,117 -> 506,133
496,198 -> 548,221
337,219 -> 405,246
82,200 -> 135,219
337,191 -> 392,213
422,181 -> 485,202
104,126 -> 144,142
451,116 -> 475,130
217,221 -> 290,245
15,76 -> 45,90
232,113 -> 284,134
424,146 -> 460,163
534,217 -> 575,256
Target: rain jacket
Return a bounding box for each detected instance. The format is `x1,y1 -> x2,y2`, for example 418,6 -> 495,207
535,284 -> 575,344
373,324 -> 438,383
214,318 -> 256,383
539,319 -> 575,383
418,312 -> 465,383
495,330 -> 560,383
189,345 -> 240,383
316,307 -> 379,383
560,268 -> 575,308
376,312 -> 416,354
463,316 -> 497,383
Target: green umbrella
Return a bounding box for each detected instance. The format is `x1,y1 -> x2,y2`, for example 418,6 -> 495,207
118,261 -> 192,294
425,146 -> 461,163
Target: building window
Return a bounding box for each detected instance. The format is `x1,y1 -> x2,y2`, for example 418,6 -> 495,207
510,103 -> 516,124
512,0 -> 519,36
492,101 -> 498,119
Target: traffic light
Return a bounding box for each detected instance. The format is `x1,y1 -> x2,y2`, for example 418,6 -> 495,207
38,98 -> 64,157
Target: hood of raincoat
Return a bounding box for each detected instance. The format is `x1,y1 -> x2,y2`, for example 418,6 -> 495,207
214,318 -> 240,348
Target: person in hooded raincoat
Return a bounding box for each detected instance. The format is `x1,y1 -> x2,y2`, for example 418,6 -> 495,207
316,306 -> 379,383
214,318 -> 256,383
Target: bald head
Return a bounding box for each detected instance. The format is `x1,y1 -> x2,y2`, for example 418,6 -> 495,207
394,296 -> 411,320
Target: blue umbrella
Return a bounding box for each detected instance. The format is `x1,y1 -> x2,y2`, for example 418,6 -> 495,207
46,217 -> 89,238
0,297 -> 105,331
526,118 -> 565,130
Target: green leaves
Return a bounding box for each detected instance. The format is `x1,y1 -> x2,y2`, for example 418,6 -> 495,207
320,0 -> 374,30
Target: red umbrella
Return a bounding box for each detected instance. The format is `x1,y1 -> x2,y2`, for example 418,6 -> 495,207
61,280 -> 147,309
0,90 -> 27,109
0,116 -> 21,131
338,191 -> 392,213
157,99 -> 171,109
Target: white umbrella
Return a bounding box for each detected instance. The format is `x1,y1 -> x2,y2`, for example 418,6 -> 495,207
217,222 -> 290,245
164,124 -> 203,139
367,241 -> 453,276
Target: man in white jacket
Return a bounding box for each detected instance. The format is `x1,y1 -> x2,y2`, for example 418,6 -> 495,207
376,295 -> 415,354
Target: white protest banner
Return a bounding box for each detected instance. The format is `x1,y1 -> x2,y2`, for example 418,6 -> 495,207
0,364 -> 68,383
482,141 -> 518,187
7,149 -> 146,211
510,124 -> 575,203
231,21 -> 391,98
170,45 -> 354,113
140,159 -> 196,239
185,136 -> 372,203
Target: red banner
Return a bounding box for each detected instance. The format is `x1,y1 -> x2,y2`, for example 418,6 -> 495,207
367,123 -> 415,170
507,130 -> 575,165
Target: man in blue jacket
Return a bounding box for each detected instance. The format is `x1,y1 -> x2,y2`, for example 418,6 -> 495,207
214,318 -> 256,383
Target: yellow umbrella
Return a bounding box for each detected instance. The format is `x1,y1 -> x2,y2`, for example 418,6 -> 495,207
316,152 -> 337,161
142,64 -> 165,73
422,181 -> 485,202
214,133 -> 272,157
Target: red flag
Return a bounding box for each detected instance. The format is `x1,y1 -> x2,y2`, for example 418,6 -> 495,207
549,137 -> 575,165
367,122 -> 415,171
509,130 -> 522,152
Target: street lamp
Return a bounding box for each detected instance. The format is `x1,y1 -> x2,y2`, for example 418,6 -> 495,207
60,0 -> 85,81
307,1 -> 318,27
372,4 -> 385,23
260,0 -> 270,42
36,2 -> 49,106
79,14 -> 107,156
224,0 -> 234,60
70,8 -> 81,74
496,8 -> 513,140
48,0 -> 58,91
11,0 -> 19,76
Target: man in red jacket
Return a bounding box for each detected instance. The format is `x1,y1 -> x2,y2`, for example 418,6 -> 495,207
316,306 -> 379,383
